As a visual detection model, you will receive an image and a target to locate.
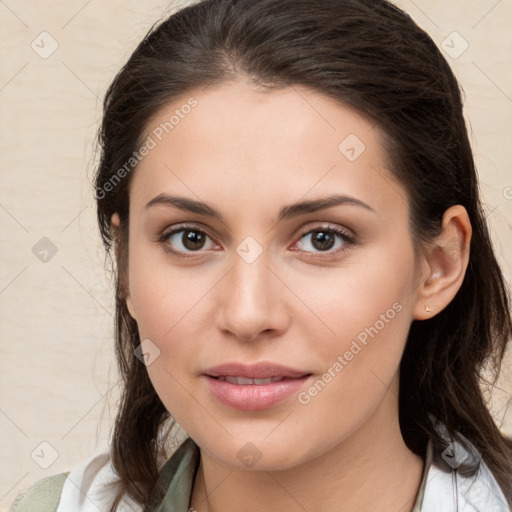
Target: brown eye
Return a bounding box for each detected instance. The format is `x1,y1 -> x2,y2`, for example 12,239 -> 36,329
295,226 -> 355,254
310,231 -> 336,251
181,230 -> 206,250
159,226 -> 217,255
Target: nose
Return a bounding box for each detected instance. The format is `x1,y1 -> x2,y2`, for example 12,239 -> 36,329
215,248 -> 291,343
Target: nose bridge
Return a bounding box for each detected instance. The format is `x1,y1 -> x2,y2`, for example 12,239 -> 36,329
216,243 -> 287,340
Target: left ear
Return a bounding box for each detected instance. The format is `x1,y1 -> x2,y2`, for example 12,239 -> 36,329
412,205 -> 472,320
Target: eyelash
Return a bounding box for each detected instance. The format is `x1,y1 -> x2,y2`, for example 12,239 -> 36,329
157,223 -> 356,258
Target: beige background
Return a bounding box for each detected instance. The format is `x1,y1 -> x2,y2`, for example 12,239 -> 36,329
1,0 -> 511,509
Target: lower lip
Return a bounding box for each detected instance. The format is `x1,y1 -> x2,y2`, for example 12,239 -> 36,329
204,375 -> 311,411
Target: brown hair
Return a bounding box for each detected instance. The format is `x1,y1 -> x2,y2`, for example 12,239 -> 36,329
93,0 -> 512,508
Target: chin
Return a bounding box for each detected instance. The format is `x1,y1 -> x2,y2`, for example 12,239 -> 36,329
196,432 -> 319,472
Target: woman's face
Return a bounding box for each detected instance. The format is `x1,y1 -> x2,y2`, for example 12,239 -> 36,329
122,79 -> 427,470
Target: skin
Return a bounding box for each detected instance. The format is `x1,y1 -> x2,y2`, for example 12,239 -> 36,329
111,79 -> 471,512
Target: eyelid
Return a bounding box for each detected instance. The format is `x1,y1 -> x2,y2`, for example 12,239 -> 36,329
294,222 -> 355,242
160,222 -> 215,239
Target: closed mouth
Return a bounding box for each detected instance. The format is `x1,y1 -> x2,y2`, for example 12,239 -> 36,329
214,376 -> 297,385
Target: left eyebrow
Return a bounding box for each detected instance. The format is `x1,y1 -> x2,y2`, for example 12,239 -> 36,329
277,193 -> 376,221
144,193 -> 376,222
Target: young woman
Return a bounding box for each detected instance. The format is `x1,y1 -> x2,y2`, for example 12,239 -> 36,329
10,0 -> 512,511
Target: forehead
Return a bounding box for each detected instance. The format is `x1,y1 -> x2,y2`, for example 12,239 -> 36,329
129,80 -> 407,219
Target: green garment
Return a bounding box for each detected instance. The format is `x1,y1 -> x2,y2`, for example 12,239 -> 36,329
8,473 -> 69,512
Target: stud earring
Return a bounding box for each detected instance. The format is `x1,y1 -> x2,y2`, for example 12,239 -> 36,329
425,305 -> 431,312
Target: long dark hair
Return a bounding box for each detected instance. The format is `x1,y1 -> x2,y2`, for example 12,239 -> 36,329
93,0 -> 512,508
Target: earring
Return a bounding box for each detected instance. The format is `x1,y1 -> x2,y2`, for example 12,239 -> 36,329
425,305 -> 431,312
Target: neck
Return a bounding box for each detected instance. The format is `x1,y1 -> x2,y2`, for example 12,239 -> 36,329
189,385 -> 425,512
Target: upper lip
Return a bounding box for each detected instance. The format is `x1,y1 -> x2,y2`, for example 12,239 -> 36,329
204,362 -> 310,379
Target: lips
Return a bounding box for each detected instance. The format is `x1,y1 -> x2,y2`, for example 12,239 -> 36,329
203,362 -> 312,410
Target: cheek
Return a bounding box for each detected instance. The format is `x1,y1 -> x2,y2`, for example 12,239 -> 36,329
294,273 -> 413,445
127,235 -> 211,339
126,242 -> 213,412
293,245 -> 415,354
291,247 -> 416,413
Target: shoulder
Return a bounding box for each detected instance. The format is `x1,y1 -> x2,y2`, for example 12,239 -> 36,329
420,419 -> 512,511
7,437 -> 192,512
9,472 -> 68,512
8,450 -> 134,512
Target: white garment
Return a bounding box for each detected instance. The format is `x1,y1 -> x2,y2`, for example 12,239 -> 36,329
56,452 -> 142,512
420,443 -> 511,511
